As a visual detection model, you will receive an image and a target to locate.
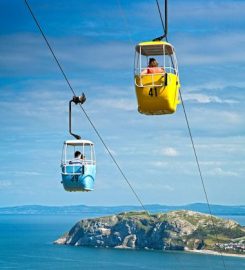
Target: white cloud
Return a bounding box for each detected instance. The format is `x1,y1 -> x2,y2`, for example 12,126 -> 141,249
104,148 -> 117,156
171,1 -> 245,22
0,180 -> 12,189
176,33 -> 245,65
162,185 -> 175,192
0,33 -> 133,77
207,167 -> 239,177
182,81 -> 245,95
221,111 -> 242,125
0,87 -> 68,125
196,141 -> 245,150
183,93 -> 238,104
200,161 -> 223,166
93,98 -> 135,111
161,147 -> 179,157
129,1 -> 245,29
152,161 -> 169,168
14,171 -> 41,176
134,181 -> 174,192
188,108 -> 243,127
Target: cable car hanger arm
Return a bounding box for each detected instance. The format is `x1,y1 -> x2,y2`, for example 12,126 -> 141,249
153,0 -> 168,41
69,94 -> 86,140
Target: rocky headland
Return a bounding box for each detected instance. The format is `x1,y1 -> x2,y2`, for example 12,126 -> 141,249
55,210 -> 245,256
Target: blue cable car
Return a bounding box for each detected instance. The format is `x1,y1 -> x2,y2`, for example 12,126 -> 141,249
61,139 -> 96,192
60,94 -> 96,192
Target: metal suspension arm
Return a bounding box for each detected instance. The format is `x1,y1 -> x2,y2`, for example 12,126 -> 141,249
69,94 -> 86,140
153,0 -> 168,41
165,0 -> 168,38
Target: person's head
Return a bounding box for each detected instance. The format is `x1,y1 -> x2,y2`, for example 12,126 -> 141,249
148,58 -> 158,67
74,151 -> 81,158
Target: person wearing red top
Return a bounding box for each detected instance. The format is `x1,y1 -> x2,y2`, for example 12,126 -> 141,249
141,58 -> 165,75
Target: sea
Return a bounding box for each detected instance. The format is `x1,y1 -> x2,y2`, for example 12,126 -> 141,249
0,214 -> 244,270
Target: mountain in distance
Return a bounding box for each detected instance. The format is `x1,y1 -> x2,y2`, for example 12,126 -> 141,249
0,203 -> 245,216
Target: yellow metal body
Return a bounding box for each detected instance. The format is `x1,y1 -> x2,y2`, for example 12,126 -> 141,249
135,73 -> 180,115
134,41 -> 180,115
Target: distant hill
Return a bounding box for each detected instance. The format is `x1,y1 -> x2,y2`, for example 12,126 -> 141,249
55,210 -> 245,255
0,203 -> 245,216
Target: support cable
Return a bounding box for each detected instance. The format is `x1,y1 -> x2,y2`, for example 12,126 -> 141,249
24,0 -> 76,96
116,2 -> 187,268
156,0 -> 165,32
154,0 -> 167,41
24,0 -> 149,215
114,0 -> 226,268
179,91 -> 227,270
154,1 -> 227,268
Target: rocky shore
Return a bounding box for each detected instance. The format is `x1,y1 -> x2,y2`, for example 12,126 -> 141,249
55,210 -> 245,256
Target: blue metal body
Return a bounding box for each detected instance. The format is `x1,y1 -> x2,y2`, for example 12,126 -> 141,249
61,164 -> 96,192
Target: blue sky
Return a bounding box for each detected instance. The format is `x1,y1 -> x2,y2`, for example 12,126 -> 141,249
0,0 -> 244,206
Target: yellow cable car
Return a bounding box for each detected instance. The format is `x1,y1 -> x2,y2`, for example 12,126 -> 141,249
134,41 -> 180,115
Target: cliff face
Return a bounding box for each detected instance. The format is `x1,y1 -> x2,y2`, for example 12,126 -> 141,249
55,210 -> 245,253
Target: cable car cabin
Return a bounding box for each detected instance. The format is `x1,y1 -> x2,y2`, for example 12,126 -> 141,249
61,140 -> 96,192
134,41 -> 180,115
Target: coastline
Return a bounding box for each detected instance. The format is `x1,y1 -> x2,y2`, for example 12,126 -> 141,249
55,236 -> 245,258
186,249 -> 245,259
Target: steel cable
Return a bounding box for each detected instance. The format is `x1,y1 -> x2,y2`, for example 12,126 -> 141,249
24,0 -> 149,215
155,1 -> 227,268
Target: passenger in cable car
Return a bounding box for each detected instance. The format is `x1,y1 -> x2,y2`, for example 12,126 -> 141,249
141,58 -> 165,75
69,151 -> 84,165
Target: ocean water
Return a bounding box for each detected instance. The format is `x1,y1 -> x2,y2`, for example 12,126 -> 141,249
0,214 -> 244,270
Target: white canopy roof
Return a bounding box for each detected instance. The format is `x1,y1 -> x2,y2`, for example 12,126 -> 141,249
64,139 -> 94,146
135,41 -> 174,56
